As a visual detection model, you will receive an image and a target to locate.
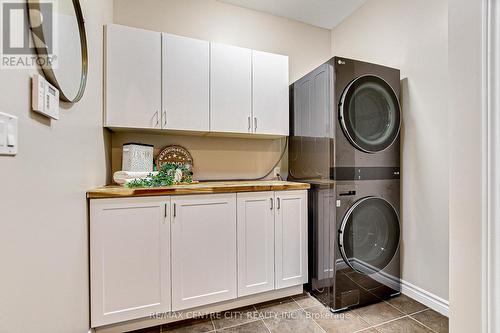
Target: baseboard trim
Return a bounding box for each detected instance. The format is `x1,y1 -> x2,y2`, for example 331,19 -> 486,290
400,279 -> 449,317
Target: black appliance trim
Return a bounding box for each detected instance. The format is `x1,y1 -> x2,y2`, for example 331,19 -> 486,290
332,167 -> 400,180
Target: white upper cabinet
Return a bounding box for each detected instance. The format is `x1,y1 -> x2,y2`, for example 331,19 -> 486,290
210,43 -> 253,134
275,190 -> 308,289
90,197 -> 171,327
105,25 -> 289,136
105,24 -> 162,129
171,194 -> 237,311
252,50 -> 289,136
237,192 -> 275,297
162,33 -> 210,131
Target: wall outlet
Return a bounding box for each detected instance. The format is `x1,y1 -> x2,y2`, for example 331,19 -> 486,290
273,167 -> 281,178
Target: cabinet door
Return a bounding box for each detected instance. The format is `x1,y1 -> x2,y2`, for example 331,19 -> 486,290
171,194 -> 237,310
237,192 -> 275,297
275,190 -> 308,289
90,197 -> 171,327
162,33 -> 209,131
252,50 -> 289,136
210,43 -> 252,134
104,24 -> 162,129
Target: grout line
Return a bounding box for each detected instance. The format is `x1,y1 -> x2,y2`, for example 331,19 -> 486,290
381,295 -> 430,318
381,298 -> 407,314
353,326 -> 381,333
291,297 -> 303,310
407,313 -> 440,333
211,314 -> 262,331
306,311 -> 327,333
352,311 -> 376,330
210,317 -> 216,332
408,308 -> 431,316
291,292 -> 323,310
363,314 -> 409,330
261,319 -> 272,333
253,304 -> 265,320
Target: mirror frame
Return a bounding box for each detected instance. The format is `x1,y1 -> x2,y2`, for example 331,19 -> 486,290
28,0 -> 88,103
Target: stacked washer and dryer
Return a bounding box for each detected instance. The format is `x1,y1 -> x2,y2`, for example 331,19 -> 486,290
289,57 -> 402,312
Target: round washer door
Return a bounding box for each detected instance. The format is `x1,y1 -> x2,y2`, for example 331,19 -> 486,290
339,75 -> 401,153
339,197 -> 400,275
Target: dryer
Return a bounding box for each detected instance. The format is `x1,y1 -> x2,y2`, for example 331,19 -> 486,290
334,57 -> 401,180
289,56 -> 401,182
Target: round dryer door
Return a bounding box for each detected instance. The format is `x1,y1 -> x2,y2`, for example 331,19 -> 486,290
339,197 -> 400,275
339,75 -> 401,153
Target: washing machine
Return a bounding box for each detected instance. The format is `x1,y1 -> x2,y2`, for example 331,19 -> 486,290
332,179 -> 401,312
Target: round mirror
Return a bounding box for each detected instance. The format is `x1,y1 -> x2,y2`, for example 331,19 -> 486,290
28,0 -> 88,103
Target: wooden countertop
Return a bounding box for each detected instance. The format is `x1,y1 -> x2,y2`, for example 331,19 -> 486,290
87,181 -> 310,199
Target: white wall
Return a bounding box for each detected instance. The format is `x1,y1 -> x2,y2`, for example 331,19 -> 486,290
110,132 -> 285,180
114,0 -> 332,84
448,0 -> 485,331
0,1 -> 114,332
112,0 -> 332,180
331,0 -> 449,301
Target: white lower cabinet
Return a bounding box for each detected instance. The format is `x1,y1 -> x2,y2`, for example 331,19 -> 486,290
237,190 -> 308,296
275,190 -> 308,289
90,190 -> 307,327
171,194 -> 237,310
90,197 -> 171,327
237,192 -> 275,297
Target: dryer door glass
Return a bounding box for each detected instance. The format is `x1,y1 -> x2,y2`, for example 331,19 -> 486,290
339,75 -> 401,153
339,197 -> 400,275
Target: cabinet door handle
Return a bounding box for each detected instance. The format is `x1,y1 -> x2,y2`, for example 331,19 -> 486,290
270,198 -> 274,210
173,203 -> 176,218
163,109 -> 167,128
153,110 -> 159,127
248,116 -> 251,131
254,117 -> 257,132
163,204 -> 168,223
277,197 -> 281,210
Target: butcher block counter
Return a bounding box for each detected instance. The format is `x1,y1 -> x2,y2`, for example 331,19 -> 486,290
87,180 -> 310,199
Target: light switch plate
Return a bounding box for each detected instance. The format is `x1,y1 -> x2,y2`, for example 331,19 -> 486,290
0,112 -> 18,155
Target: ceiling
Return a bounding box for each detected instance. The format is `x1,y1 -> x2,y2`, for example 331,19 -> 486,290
217,0 -> 367,29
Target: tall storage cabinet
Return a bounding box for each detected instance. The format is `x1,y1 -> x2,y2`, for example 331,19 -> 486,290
162,33 -> 210,131
170,194 -> 237,310
237,192 -> 275,297
104,25 -> 162,129
90,197 -> 171,327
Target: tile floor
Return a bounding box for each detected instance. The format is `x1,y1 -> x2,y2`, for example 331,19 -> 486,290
128,293 -> 449,333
